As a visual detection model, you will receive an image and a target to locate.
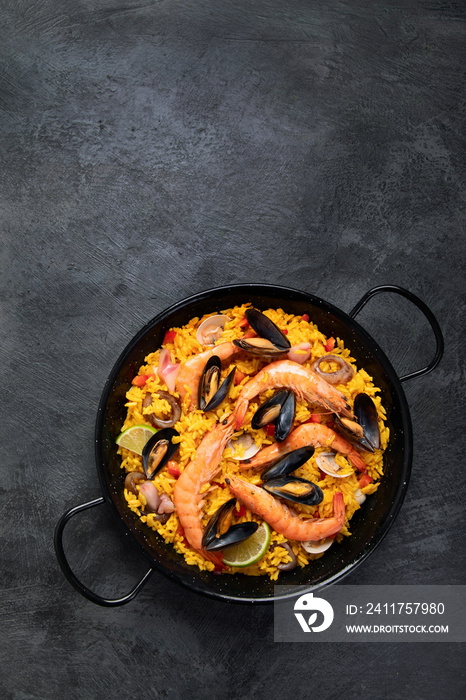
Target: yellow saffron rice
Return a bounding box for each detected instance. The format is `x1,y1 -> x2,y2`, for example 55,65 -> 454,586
118,304 -> 388,580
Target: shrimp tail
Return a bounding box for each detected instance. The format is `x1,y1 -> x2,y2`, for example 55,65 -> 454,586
234,398 -> 248,429
348,449 -> 367,471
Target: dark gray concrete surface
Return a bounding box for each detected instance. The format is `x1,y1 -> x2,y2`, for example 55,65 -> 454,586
1,1 -> 465,698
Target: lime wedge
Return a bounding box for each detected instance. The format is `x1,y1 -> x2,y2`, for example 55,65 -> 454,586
116,424 -> 157,455
222,522 -> 271,568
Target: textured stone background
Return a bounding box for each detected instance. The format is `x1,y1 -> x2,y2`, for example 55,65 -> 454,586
1,1 -> 465,698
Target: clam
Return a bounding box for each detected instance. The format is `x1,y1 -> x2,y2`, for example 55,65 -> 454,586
302,537 -> 334,554
251,389 -> 295,441
202,498 -> 259,552
227,433 -> 260,460
142,427 -> 180,479
198,355 -> 236,411
263,476 -> 324,506
332,393 -> 380,453
261,446 -> 315,481
196,314 -> 231,346
233,308 -> 290,358
316,452 -> 352,478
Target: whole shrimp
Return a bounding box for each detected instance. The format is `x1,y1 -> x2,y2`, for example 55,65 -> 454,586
173,413 -> 236,551
225,475 -> 345,541
176,341 -> 241,410
234,359 -> 354,429
241,422 -> 367,472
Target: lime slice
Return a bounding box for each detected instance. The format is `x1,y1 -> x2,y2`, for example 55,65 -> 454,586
116,424 -> 158,455
222,522 -> 271,568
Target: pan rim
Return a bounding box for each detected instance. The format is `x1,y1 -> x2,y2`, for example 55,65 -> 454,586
94,283 -> 413,604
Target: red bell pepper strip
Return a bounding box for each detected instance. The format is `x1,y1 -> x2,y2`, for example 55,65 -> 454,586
358,474 -> 373,488
163,330 -> 177,344
236,317 -> 250,329
212,481 -> 226,489
302,313 -> 310,322
132,375 -> 149,386
266,424 -> 275,437
234,370 -> 246,386
324,337 -> 335,352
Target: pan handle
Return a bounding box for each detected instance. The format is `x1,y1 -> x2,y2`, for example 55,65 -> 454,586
349,284 -> 444,383
54,497 -> 154,607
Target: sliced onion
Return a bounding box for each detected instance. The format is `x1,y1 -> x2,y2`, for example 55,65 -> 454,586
157,349 -> 181,392
270,542 -> 298,571
138,480 -> 161,513
312,354 -> 355,385
143,390 -> 181,429
302,537 -> 334,554
354,488 -> 366,505
287,342 -> 311,365
227,433 -> 260,460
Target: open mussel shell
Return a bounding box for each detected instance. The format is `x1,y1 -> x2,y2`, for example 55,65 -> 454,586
263,476 -> 324,506
245,308 -> 291,350
333,392 -> 380,452
198,355 -> 236,411
233,336 -> 288,359
261,446 -> 315,481
142,427 -> 180,479
354,393 -> 380,450
251,389 -> 295,441
202,498 -> 259,551
275,390 -> 296,441
233,308 -> 291,358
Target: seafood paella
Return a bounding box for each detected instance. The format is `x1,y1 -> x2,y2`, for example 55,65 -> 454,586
118,305 -> 389,579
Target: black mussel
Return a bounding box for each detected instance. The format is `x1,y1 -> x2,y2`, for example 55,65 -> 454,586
251,389 -> 288,428
263,476 -> 324,506
251,389 -> 295,442
198,355 -> 236,411
204,522 -> 259,552
354,393 -> 380,450
332,393 -> 380,453
261,446 -> 315,481
245,308 -> 291,350
142,427 -> 180,479
202,498 -> 259,551
233,336 -> 288,359
233,308 -> 291,358
275,390 -> 296,441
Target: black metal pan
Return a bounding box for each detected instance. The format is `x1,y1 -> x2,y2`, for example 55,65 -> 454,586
54,284 -> 443,606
